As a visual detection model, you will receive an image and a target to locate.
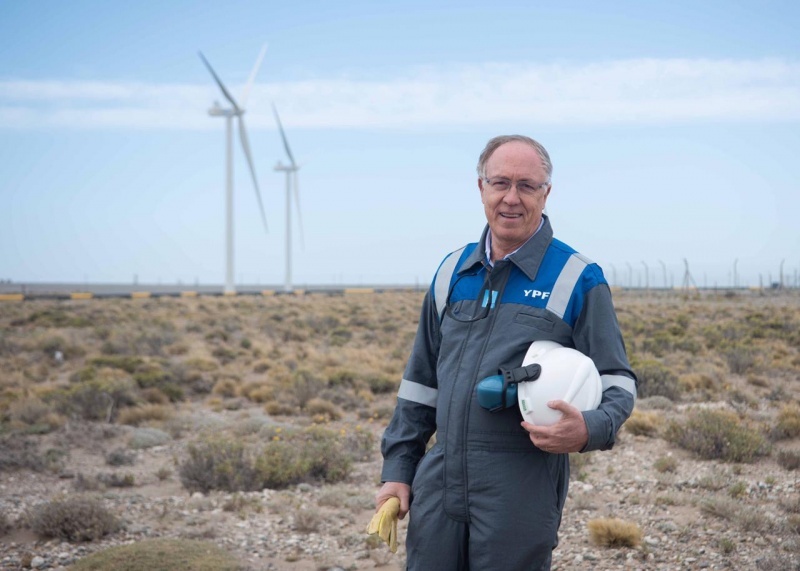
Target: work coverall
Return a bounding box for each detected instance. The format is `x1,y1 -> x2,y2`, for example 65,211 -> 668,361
380,216 -> 637,570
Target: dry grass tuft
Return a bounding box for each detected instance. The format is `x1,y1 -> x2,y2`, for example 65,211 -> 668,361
117,404 -> 173,426
624,410 -> 662,437
587,517 -> 642,548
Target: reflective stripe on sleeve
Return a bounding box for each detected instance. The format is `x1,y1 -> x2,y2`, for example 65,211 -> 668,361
545,253 -> 590,319
434,246 -> 467,320
397,379 -> 438,408
601,374 -> 637,398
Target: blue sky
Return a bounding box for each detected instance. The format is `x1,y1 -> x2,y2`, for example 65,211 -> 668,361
2,1 -> 799,288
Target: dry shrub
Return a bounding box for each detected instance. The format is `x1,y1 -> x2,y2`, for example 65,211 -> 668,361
305,398 -> 342,421
240,382 -> 274,403
212,378 -> 240,398
653,455 -> 678,473
624,410 -> 661,437
265,401 -> 297,416
0,509 -> 12,536
8,398 -> 64,434
27,495 -> 120,542
117,404 -> 173,426
587,517 -> 642,548
141,387 -> 170,404
724,347 -> 757,375
771,404 -> 800,440
0,436 -> 59,473
633,359 -> 680,401
776,449 -> 800,471
293,507 -> 322,532
105,448 -> 135,467
665,408 -> 770,463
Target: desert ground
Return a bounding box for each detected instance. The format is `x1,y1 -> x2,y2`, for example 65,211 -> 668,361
1,289 -> 799,570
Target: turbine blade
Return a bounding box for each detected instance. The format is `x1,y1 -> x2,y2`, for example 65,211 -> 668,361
271,103 -> 296,167
293,170 -> 305,250
198,51 -> 241,111
241,43 -> 268,109
237,116 -> 269,234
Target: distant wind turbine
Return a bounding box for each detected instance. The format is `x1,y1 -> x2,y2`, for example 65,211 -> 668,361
199,45 -> 269,294
272,104 -> 305,293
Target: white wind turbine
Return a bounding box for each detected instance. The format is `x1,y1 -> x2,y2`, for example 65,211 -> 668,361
272,104 -> 304,293
199,45 -> 269,295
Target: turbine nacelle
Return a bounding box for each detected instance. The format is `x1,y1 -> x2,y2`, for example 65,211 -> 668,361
199,44 -> 269,294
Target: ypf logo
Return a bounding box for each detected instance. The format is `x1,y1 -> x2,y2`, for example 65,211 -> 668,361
523,289 -> 551,300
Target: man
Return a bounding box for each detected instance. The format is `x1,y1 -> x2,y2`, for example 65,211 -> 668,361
375,135 -> 637,570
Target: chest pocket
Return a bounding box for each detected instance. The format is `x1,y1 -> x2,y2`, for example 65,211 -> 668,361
513,311 -> 555,332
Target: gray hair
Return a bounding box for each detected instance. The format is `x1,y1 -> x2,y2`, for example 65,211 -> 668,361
476,135 -> 553,181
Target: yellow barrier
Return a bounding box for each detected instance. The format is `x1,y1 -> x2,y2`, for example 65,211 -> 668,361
261,290 -> 276,296
0,293 -> 24,302
131,291 -> 151,299
223,291 -> 237,297
345,288 -> 375,295
180,291 -> 198,297
70,292 -> 93,300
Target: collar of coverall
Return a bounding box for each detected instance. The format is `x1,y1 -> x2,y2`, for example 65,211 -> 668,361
460,214 -> 554,282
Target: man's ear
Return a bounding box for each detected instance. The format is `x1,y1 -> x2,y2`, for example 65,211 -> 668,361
478,177 -> 485,201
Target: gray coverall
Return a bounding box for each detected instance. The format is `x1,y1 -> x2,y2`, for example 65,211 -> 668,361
380,217 -> 637,570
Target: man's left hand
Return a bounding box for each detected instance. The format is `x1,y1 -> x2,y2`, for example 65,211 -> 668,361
521,400 -> 589,454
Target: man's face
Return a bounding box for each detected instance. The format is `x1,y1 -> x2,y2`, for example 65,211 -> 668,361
479,141 -> 551,258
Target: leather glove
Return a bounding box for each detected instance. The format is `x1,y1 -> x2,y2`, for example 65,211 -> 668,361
366,497 -> 400,553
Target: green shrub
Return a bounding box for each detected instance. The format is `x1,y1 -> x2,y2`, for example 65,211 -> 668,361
105,448 -> 135,467
633,359 -> 680,401
69,538 -> 243,571
57,370 -> 139,422
367,375 -> 398,395
665,408 -> 770,463
128,427 -> 171,450
724,347 -> 757,375
27,496 -> 120,542
179,439 -> 260,494
88,356 -> 144,374
254,440 -> 309,489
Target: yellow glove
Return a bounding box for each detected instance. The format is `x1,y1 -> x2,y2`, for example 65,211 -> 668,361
366,497 -> 400,553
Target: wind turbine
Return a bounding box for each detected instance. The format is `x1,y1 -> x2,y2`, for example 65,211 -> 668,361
271,104 -> 304,293
199,45 -> 269,295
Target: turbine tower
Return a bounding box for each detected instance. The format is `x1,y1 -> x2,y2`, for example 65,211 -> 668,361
199,45 -> 269,295
272,104 -> 305,293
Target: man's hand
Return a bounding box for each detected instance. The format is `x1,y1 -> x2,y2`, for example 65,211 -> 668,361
521,400 -> 589,454
375,481 -> 411,520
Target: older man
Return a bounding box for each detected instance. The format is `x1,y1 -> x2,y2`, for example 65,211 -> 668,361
376,135 -> 637,569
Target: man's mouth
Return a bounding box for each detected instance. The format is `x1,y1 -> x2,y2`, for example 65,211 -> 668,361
500,212 -> 522,219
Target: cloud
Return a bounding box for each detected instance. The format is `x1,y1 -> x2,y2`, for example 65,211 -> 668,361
1,58 -> 799,130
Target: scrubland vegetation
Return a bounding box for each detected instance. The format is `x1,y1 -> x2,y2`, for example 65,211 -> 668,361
0,289 -> 799,569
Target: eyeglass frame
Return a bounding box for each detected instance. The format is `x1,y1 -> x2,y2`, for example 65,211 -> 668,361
481,176 -> 550,196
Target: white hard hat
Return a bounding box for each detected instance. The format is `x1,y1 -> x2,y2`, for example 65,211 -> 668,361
517,341 -> 602,426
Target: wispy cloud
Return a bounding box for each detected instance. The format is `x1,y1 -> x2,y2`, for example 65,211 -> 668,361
1,58 -> 799,130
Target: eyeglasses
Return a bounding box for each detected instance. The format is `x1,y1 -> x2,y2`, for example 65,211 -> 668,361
482,177 -> 549,196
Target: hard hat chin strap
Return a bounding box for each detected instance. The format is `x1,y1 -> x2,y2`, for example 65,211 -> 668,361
500,363 -> 542,385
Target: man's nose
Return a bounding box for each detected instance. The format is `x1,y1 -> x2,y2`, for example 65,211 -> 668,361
502,185 -> 522,204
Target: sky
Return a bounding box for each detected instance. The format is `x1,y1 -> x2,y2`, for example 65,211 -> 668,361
1,0 -> 799,289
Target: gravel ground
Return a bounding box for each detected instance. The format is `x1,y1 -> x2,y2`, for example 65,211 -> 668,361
1,402 -> 799,571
